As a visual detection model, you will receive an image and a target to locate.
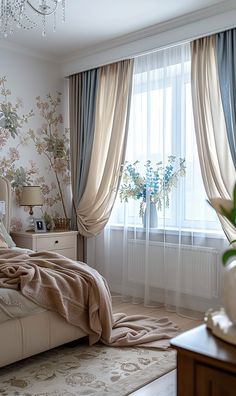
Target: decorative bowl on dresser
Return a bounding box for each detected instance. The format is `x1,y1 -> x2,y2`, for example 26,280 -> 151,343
11,230 -> 78,260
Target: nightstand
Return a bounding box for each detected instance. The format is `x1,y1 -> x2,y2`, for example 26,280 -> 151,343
11,230 -> 78,260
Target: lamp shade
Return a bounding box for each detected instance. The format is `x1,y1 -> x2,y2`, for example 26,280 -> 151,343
20,186 -> 43,207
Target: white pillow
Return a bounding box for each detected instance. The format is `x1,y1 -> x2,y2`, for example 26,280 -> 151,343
0,221 -> 16,248
0,232 -> 8,248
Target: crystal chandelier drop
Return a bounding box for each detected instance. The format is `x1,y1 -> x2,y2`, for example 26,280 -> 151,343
0,0 -> 65,38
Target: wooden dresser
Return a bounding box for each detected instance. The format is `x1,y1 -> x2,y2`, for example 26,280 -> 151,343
171,324 -> 236,396
11,230 -> 78,261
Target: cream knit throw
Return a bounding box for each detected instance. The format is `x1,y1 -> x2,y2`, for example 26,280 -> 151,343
0,249 -> 178,348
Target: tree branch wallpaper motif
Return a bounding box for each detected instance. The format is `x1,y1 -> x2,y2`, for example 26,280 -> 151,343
0,76 -> 71,231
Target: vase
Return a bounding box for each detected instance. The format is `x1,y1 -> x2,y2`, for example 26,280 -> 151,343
143,202 -> 158,228
223,260 -> 236,326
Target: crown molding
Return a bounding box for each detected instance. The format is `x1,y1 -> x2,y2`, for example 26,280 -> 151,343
1,0 -> 236,68
61,0 -> 236,65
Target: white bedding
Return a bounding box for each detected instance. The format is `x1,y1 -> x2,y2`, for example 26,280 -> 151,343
0,288 -> 46,324
11,246 -> 33,254
0,248 -> 86,368
0,247 -> 46,324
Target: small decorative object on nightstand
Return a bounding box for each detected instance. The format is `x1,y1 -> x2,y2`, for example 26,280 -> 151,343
34,218 -> 46,233
11,230 -> 78,261
54,217 -> 71,231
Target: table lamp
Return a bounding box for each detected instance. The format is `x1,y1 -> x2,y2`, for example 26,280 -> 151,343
20,186 -> 43,231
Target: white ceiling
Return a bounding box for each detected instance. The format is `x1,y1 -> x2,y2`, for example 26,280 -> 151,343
0,0 -> 234,61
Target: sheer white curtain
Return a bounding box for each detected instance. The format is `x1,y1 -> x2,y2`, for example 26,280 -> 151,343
87,43 -> 227,319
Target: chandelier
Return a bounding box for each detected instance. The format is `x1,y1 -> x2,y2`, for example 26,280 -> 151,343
0,0 -> 65,38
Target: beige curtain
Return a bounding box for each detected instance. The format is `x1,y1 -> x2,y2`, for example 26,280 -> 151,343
191,36 -> 235,241
76,60 -> 133,237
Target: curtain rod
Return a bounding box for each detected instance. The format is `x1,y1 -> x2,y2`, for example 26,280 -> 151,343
66,23 -> 236,78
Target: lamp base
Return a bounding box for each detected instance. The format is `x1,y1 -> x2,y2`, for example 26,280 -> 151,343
25,215 -> 35,232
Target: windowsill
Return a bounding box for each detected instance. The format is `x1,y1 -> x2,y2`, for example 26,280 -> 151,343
107,223 -> 226,240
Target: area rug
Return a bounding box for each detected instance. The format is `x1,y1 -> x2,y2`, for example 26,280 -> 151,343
0,341 -> 176,396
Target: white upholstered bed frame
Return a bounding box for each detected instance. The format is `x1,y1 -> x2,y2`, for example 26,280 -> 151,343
0,178 -> 86,368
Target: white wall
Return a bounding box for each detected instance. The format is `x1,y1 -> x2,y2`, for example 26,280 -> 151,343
0,47 -> 70,230
0,47 -> 61,94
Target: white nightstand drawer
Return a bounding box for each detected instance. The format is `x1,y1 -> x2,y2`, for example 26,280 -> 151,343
11,231 -> 78,261
36,234 -> 75,251
55,248 -> 76,260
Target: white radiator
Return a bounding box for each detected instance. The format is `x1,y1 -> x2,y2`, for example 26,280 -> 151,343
127,240 -> 219,298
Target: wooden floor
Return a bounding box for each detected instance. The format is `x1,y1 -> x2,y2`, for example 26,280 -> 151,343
112,297 -> 203,396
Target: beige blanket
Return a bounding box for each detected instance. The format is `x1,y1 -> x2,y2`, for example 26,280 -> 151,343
0,249 -> 178,348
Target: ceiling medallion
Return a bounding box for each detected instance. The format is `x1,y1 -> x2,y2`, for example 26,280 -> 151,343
0,0 -> 65,38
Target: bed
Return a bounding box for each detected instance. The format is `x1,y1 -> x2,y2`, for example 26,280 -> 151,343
0,178 -> 180,369
0,177 -> 86,368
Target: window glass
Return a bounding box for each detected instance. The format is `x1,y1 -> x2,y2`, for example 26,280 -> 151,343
110,51 -> 222,233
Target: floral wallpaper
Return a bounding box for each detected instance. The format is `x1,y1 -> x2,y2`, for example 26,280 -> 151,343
0,76 -> 71,231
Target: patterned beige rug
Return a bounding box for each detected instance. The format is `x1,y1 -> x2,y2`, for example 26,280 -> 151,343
0,341 -> 176,396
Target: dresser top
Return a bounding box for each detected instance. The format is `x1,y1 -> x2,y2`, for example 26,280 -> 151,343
171,324 -> 236,366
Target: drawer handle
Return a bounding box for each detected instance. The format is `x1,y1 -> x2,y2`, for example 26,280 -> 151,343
55,240 -> 59,244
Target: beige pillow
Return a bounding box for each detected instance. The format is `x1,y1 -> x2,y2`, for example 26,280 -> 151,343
0,232 -> 8,248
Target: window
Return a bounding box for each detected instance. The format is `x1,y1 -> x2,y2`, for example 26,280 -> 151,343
109,45 -> 222,233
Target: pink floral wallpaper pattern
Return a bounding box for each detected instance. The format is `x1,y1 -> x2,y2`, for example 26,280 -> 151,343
0,76 -> 71,231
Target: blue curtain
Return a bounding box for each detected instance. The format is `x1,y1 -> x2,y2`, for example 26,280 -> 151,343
216,29 -> 236,169
69,69 -> 99,201
69,68 -> 99,259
